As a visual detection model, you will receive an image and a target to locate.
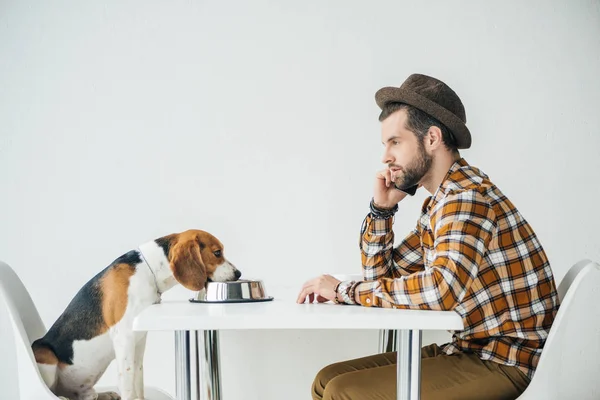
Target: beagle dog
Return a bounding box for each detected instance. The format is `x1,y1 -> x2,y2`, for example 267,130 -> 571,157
31,229 -> 241,400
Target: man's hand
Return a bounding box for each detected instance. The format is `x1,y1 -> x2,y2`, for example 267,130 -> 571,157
373,168 -> 409,209
297,274 -> 341,304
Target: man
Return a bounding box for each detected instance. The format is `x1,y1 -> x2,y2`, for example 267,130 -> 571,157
297,73 -> 560,400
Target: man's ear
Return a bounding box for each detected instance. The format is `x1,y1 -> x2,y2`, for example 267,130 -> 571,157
426,126 -> 444,150
170,238 -> 207,291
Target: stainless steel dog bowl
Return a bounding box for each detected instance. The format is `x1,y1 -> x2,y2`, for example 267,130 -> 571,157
190,279 -> 273,303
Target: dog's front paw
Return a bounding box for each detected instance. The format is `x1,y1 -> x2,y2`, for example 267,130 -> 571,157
96,392 -> 121,400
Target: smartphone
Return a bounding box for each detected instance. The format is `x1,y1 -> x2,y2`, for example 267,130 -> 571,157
394,182 -> 418,196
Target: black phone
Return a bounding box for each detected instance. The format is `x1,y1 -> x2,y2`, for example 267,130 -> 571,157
394,182 -> 418,196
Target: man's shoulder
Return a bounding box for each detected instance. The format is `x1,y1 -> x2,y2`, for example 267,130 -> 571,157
425,160 -> 513,225
427,188 -> 498,238
446,162 -> 494,193
434,188 -> 496,219
436,162 -> 530,230
441,162 -> 510,211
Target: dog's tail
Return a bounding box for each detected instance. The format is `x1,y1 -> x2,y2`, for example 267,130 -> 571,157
31,339 -> 59,392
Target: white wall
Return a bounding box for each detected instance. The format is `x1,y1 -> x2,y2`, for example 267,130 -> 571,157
1,0 -> 599,399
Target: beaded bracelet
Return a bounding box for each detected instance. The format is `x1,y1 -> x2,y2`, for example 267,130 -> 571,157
370,198 -> 399,219
332,281 -> 342,304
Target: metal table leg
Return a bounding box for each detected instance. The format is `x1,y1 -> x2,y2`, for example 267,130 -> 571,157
379,329 -> 398,353
396,329 -> 422,400
195,330 -> 222,400
175,331 -> 191,400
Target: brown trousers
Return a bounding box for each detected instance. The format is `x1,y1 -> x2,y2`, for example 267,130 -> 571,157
312,344 -> 530,400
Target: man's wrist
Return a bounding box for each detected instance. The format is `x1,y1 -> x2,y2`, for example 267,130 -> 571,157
350,281 -> 361,304
335,290 -> 344,304
337,280 -> 357,305
332,281 -> 342,304
370,198 -> 399,219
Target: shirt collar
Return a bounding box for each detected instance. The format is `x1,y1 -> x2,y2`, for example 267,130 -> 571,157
426,158 -> 481,211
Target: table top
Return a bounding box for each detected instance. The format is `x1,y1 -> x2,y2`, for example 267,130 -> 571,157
132,297 -> 464,331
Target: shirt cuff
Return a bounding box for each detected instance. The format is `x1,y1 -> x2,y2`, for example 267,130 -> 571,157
354,280 -> 384,307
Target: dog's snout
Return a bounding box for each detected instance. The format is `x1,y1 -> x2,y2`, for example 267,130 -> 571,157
234,269 -> 242,280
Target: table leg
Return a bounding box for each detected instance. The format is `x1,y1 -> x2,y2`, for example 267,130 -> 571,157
175,331 -> 191,400
379,329 -> 398,353
396,329 -> 422,400
195,330 -> 222,400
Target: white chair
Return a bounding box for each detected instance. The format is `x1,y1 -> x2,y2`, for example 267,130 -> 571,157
0,260 -> 174,400
516,259 -> 600,399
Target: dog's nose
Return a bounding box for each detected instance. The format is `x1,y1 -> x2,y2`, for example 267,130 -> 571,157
234,269 -> 242,280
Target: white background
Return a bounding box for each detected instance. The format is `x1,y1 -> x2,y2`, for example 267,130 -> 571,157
1,1 -> 599,399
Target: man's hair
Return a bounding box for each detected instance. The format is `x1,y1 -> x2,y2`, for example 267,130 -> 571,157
379,103 -> 458,152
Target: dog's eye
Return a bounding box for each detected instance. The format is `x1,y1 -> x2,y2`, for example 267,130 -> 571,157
213,250 -> 222,258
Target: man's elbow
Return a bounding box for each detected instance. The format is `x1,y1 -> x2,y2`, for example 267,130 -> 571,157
433,287 -> 461,311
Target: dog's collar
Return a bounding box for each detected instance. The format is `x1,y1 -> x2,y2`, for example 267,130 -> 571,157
138,241 -> 166,296
140,252 -> 161,296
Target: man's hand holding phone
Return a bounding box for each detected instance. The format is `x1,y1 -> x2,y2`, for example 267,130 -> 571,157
373,168 -> 415,209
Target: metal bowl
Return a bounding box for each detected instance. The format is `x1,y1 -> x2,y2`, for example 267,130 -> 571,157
190,279 -> 273,303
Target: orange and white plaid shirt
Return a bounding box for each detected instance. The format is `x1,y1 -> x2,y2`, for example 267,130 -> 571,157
341,158 -> 559,379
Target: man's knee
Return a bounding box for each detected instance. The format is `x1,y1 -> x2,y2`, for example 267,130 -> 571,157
312,362 -> 344,400
322,374 -> 362,400
312,353 -> 396,400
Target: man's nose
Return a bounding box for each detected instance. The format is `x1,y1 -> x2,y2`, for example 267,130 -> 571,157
382,150 -> 394,165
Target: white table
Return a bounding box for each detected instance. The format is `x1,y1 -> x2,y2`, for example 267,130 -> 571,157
133,297 -> 463,400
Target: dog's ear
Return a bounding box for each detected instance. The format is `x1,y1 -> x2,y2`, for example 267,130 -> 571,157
170,237 -> 207,291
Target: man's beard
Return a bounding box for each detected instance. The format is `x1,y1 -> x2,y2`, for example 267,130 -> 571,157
394,140 -> 432,191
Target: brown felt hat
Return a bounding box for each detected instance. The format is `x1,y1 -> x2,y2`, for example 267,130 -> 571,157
375,73 -> 471,149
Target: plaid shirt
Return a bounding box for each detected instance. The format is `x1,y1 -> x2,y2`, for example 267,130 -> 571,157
342,158 -> 559,379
